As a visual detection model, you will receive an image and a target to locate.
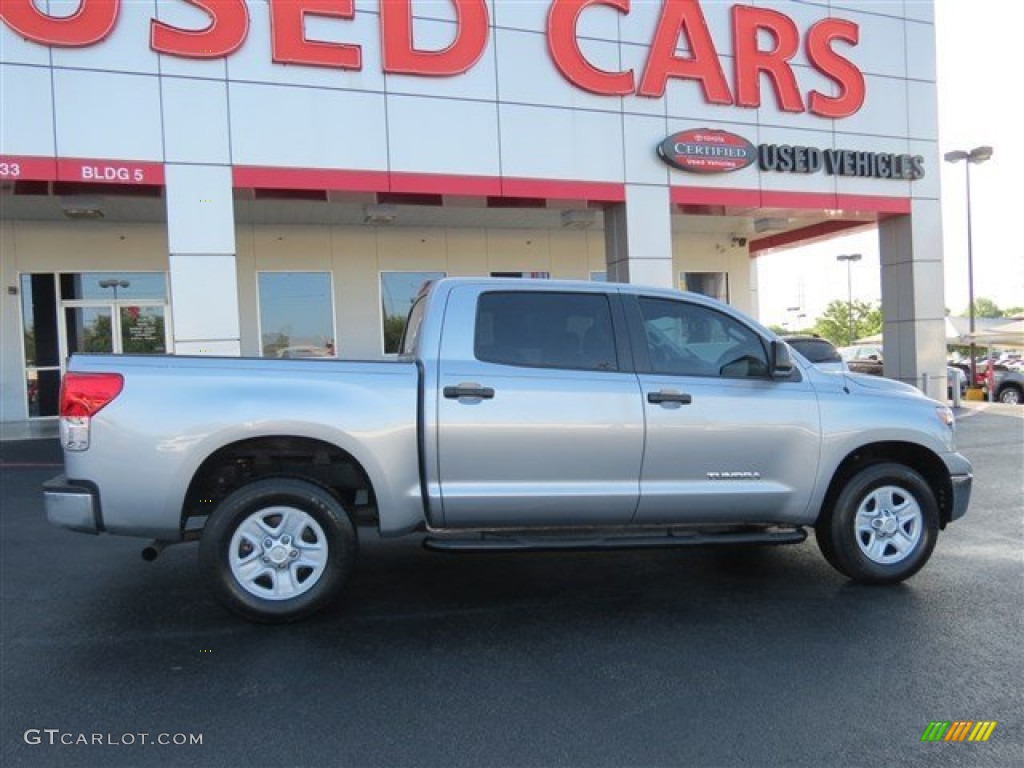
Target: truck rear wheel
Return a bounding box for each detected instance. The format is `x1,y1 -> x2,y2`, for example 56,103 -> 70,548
199,478 -> 356,623
815,463 -> 939,584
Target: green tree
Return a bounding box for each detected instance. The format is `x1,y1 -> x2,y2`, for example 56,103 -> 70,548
968,297 -> 1003,318
812,300 -> 882,347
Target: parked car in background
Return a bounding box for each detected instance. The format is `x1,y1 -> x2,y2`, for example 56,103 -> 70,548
982,365 -> 1024,404
782,335 -> 848,372
839,344 -> 884,376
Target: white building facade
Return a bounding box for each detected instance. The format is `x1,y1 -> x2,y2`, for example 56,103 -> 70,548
1,0 -> 946,423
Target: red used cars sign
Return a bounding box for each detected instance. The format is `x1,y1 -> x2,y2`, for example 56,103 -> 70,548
657,129 -> 757,174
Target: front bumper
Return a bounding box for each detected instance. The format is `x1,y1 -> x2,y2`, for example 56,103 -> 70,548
949,473 -> 972,522
43,475 -> 102,534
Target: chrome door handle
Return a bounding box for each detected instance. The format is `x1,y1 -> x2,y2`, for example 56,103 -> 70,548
647,390 -> 692,405
443,384 -> 495,400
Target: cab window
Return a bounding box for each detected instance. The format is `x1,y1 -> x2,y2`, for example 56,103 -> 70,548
475,292 -> 618,371
639,298 -> 767,378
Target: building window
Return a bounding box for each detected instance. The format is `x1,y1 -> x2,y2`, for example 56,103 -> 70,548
590,271 -> 608,282
680,272 -> 729,303
381,271 -> 445,354
258,272 -> 335,358
490,271 -> 551,279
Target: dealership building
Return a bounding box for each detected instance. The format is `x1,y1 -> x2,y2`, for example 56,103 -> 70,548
1,0 -> 946,425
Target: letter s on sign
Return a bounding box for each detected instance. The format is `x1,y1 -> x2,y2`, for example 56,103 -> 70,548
0,0 -> 119,47
151,0 -> 249,59
805,18 -> 865,118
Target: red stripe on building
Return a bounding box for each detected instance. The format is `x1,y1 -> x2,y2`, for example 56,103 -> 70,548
232,166 -> 390,193
0,155 -> 59,182
56,158 -> 164,185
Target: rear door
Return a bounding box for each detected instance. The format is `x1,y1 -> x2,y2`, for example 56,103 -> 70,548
627,294 -> 821,525
435,285 -> 644,528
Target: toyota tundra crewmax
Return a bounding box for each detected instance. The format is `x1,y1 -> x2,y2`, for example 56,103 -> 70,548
44,279 -> 972,623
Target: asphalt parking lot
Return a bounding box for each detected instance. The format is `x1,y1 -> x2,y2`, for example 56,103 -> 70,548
1,404 -> 1021,768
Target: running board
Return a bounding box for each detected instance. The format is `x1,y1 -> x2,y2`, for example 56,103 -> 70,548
423,527 -> 806,553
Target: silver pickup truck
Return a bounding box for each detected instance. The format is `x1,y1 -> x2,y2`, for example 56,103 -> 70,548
45,278 -> 972,622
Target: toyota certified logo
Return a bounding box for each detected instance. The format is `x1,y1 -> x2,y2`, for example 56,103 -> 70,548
658,129 -> 757,174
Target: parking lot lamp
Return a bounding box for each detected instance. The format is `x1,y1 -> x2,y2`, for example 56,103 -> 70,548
944,145 -> 993,384
836,253 -> 862,345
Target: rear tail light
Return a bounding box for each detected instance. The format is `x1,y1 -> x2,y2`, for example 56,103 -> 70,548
59,373 -> 124,451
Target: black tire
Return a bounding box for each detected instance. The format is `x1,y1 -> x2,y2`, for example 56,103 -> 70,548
815,463 -> 939,584
199,478 -> 357,623
998,385 -> 1021,405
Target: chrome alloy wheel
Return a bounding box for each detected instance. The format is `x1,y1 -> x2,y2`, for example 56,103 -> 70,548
854,485 -> 923,565
228,506 -> 328,600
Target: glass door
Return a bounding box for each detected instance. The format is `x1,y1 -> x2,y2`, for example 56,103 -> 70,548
64,305 -> 115,354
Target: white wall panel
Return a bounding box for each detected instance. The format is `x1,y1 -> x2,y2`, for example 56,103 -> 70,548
838,9 -> 906,79
387,96 -> 499,177
830,1 -> 903,19
228,83 -> 387,169
623,114 -> 670,185
50,0 -> 158,75
0,19 -> 51,66
906,80 -> 938,142
903,1 -> 935,24
905,20 -> 937,82
908,139 -> 940,200
169,254 -> 240,342
664,56 -> 757,127
755,63 -> 837,132
53,70 -> 163,160
226,5 -> 385,92
161,78 -> 230,164
385,18 -> 497,101
165,165 -> 235,255
495,28 -> 621,113
833,74 -> 908,138
0,65 -> 56,157
494,0 -> 612,36
499,104 -> 624,182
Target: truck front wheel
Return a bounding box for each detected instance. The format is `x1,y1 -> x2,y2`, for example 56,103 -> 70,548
199,478 -> 357,623
815,463 -> 939,584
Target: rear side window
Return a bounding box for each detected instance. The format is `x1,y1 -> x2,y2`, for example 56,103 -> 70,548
474,292 -> 618,371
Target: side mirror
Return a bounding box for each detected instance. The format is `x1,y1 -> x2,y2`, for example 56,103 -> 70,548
769,340 -> 794,378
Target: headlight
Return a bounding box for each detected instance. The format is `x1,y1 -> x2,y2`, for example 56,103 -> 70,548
936,405 -> 955,428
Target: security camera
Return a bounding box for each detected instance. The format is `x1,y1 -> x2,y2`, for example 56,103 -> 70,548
731,235 -> 748,247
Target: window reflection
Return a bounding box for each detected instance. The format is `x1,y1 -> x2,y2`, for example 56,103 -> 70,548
60,272 -> 167,302
381,271 -> 445,354
258,273 -> 335,358
680,272 -> 729,303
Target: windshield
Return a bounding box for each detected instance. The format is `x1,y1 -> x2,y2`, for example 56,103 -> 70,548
399,297 -> 427,357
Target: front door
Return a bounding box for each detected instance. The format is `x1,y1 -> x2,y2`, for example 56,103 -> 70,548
436,286 -> 644,529
629,295 -> 821,525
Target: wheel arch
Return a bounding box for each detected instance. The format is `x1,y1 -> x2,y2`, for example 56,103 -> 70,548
820,441 -> 954,528
181,435 -> 378,533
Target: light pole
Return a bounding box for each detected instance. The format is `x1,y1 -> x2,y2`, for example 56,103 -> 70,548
836,253 -> 862,345
944,146 -> 993,386
98,278 -> 130,302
